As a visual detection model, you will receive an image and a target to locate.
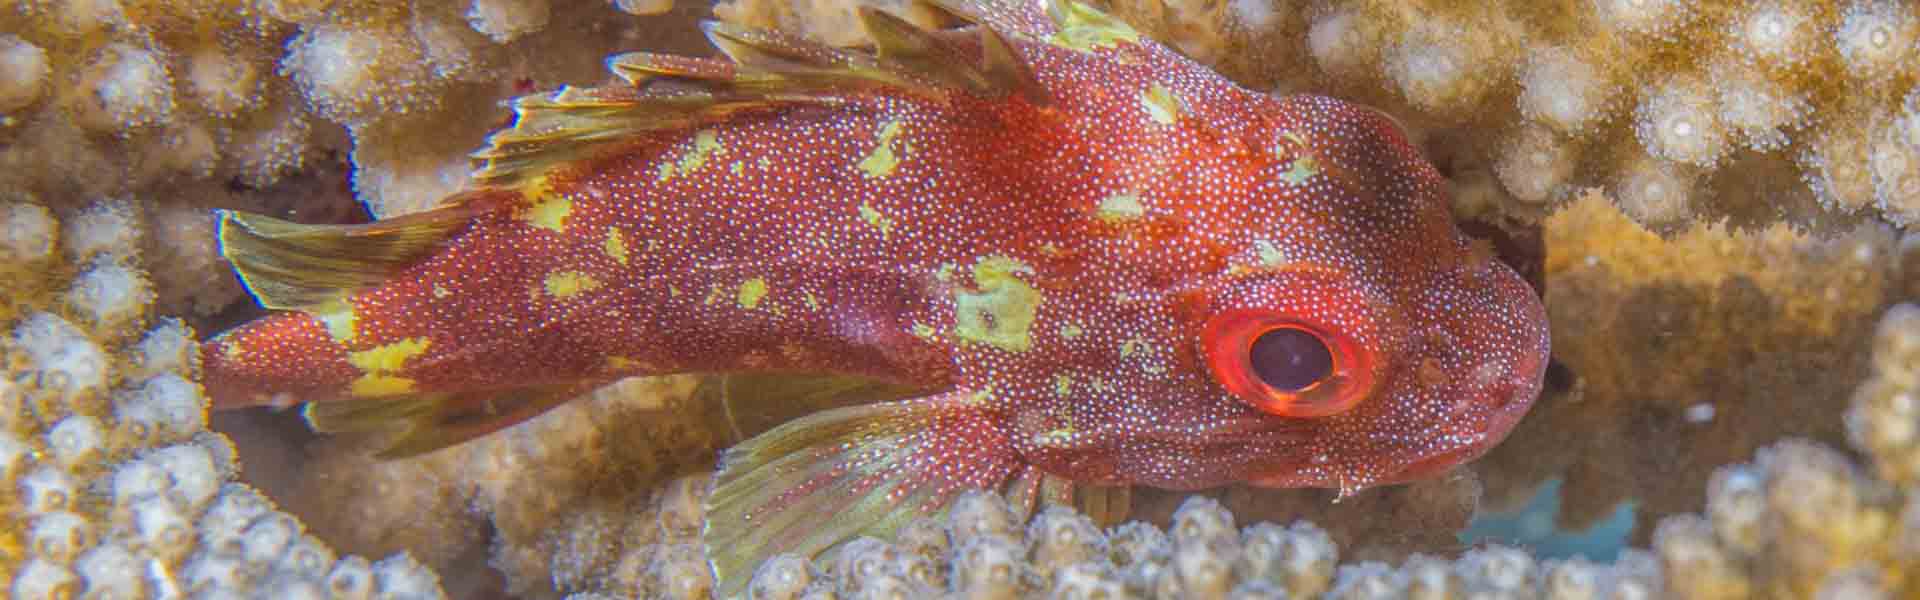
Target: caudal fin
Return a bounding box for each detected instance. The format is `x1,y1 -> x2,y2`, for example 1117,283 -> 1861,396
203,199 -> 495,410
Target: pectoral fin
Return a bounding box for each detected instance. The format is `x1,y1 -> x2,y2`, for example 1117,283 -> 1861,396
703,389 -> 1021,598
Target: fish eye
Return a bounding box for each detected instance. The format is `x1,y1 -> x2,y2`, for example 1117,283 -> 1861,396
1201,309 -> 1375,418
1247,327 -> 1332,392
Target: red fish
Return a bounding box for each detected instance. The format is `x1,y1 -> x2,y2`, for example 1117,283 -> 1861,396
201,0 -> 1547,592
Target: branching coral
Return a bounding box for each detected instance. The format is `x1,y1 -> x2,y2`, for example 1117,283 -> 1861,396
4,1 -> 1916,599
0,0 -> 707,320
0,205 -> 444,598
1473,193 -> 1916,541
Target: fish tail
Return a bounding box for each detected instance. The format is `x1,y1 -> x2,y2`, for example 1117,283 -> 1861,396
199,199 -> 488,408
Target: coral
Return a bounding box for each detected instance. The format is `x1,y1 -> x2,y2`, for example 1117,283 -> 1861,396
1474,193 -> 1917,544
0,207 -> 443,598
251,375 -> 732,599
4,1 -> 1917,599
0,0 -> 705,292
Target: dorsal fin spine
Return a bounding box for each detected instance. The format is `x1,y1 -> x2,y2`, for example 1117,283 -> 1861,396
467,6 -> 1048,190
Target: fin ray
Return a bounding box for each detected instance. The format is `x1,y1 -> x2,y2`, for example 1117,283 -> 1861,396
693,372 -> 930,443
304,383 -> 591,458
470,5 -> 1050,189
216,206 -> 483,312
703,390 -> 1020,598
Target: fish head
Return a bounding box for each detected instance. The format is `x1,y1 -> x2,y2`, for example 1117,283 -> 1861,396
1154,95 -> 1550,493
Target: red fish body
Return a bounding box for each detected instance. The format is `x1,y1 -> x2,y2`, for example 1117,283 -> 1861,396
202,0 -> 1547,592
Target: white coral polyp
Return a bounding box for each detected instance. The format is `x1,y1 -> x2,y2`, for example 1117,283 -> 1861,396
0,202 -> 56,265
1835,0 -> 1919,81
1386,20 -> 1491,114
0,34 -> 51,112
1518,47 -> 1610,133
63,198 -> 140,263
1731,1 -> 1814,66
1715,67 -> 1807,151
13,312 -> 110,400
78,43 -> 175,133
282,24 -> 432,124
66,254 -> 155,332
1592,0 -> 1692,37
466,0 -> 551,43
1307,8 -> 1369,78
1635,78 -> 1728,168
1870,127 -> 1920,224
1495,126 -> 1578,205
1613,157 -> 1694,227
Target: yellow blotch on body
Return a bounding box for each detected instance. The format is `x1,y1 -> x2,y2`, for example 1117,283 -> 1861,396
348,337 -> 432,373
1096,192 -> 1144,222
1280,155 -> 1319,185
346,337 -> 432,398
1053,373 -> 1073,397
859,202 -> 895,239
1275,130 -> 1320,185
657,129 -> 725,181
544,271 -> 602,299
1255,240 -> 1289,267
604,228 -> 630,265
953,256 -> 1043,353
1141,84 -> 1184,125
737,277 -> 769,309
858,120 -> 907,179
523,194 -> 573,232
309,297 -> 357,343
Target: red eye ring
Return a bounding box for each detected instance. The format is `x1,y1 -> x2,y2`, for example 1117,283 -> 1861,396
1201,309 -> 1377,418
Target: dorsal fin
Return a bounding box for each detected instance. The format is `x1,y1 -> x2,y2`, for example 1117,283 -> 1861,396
468,4 -> 1050,189
858,6 -> 1050,106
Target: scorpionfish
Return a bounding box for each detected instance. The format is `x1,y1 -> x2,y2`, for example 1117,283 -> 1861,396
201,0 -> 1548,593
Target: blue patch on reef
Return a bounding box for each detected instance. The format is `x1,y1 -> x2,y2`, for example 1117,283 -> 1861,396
1457,477 -> 1635,561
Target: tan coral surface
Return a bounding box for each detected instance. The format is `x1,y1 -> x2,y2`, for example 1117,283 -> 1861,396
5,0 -> 1920,599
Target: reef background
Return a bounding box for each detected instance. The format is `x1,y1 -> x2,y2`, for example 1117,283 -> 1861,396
2,0 -> 1918,598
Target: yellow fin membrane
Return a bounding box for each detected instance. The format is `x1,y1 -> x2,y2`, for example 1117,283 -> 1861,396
216,205 -> 480,311
703,389 -> 1021,598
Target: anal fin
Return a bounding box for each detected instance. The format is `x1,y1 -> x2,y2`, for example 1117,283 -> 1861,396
304,383 -> 590,458
703,389 -> 1021,598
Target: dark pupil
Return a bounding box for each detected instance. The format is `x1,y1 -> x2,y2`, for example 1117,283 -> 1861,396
1248,328 -> 1333,392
